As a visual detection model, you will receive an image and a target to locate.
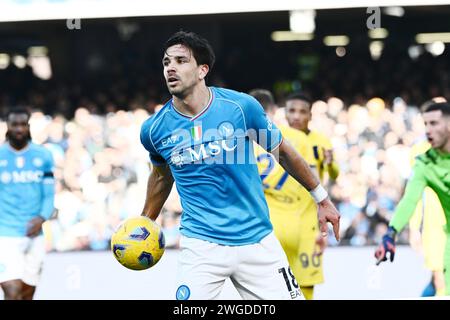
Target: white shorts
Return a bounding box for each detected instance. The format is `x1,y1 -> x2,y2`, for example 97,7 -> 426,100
0,236 -> 46,286
175,232 -> 304,300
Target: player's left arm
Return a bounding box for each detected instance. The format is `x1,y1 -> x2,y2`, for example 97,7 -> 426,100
323,148 -> 339,180
374,159 -> 428,265
27,150 -> 55,237
321,136 -> 339,180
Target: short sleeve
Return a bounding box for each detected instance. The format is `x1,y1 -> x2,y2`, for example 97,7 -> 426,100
241,94 -> 282,152
321,135 -> 333,150
140,120 -> 166,166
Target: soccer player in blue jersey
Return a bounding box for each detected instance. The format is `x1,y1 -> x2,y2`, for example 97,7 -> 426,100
140,31 -> 340,300
0,109 -> 55,300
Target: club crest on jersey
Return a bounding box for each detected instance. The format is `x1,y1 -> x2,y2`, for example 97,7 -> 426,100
33,157 -> 43,167
218,122 -> 234,138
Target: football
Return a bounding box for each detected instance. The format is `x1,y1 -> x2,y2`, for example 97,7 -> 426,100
111,216 -> 165,270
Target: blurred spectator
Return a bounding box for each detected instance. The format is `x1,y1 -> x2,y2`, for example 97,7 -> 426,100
0,93 -> 442,251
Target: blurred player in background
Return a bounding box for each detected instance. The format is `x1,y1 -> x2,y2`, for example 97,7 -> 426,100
375,102 -> 450,295
140,31 -> 340,300
408,138 -> 446,296
284,91 -> 340,298
404,99 -> 447,297
285,92 -> 340,185
250,89 -> 324,300
409,98 -> 447,297
0,108 -> 55,300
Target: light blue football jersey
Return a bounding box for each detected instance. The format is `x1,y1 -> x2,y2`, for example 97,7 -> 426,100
0,142 -> 55,237
140,87 -> 283,245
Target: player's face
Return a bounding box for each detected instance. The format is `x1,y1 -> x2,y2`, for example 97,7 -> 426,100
162,44 -> 207,97
7,113 -> 30,144
285,99 -> 311,131
423,110 -> 449,150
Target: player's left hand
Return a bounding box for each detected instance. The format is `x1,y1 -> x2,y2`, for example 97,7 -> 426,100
374,226 -> 397,265
317,198 -> 340,241
27,216 -> 45,237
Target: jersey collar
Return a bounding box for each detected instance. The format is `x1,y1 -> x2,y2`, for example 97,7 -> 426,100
171,87 -> 214,121
435,148 -> 450,158
7,141 -> 31,154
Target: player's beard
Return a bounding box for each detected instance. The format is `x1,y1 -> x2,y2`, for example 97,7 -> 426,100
166,78 -> 183,96
288,121 -> 306,132
6,130 -> 30,150
167,85 -> 183,96
167,80 -> 195,100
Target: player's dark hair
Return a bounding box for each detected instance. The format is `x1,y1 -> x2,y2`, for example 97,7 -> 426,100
422,102 -> 450,116
5,107 -> 32,141
285,92 -> 313,109
6,107 -> 31,121
249,89 -> 276,112
164,31 -> 215,71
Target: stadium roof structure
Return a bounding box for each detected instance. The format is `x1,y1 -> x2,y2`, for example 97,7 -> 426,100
1,0 -> 450,22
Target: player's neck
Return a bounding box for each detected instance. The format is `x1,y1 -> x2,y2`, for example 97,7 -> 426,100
173,85 -> 210,117
440,138 -> 450,154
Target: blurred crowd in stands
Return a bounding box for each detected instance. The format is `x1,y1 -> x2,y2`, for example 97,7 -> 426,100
0,93 -> 430,251
1,46 -> 448,251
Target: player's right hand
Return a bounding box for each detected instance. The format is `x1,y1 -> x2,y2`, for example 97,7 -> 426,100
375,226 -> 397,265
317,198 -> 340,241
26,216 -> 45,237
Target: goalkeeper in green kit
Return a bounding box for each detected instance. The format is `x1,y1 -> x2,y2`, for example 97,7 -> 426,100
375,102 -> 450,295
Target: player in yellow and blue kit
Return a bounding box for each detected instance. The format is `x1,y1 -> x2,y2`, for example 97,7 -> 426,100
0,108 -> 55,300
139,31 -> 340,300
285,92 -> 339,183
283,92 -> 340,299
250,89 -> 324,300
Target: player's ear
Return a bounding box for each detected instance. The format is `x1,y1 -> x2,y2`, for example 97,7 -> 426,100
198,64 -> 209,80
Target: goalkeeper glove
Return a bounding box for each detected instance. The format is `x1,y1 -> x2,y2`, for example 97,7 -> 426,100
375,226 -> 397,265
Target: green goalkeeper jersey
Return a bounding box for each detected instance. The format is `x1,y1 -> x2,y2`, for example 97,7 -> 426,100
390,148 -> 450,233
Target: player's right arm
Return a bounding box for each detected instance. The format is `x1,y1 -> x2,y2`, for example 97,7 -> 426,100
141,164 -> 174,220
27,149 -> 56,237
140,118 -> 174,220
375,159 -> 428,265
390,159 -> 428,233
